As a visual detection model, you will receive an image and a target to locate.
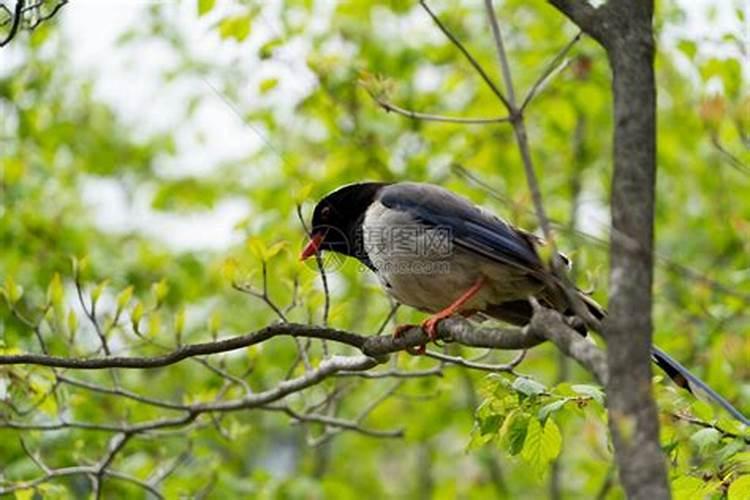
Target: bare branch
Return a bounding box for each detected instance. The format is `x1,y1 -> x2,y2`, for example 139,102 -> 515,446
74,276 -> 111,356
0,0 -> 24,48
529,298 -> 608,384
670,412 -> 750,444
520,32 -> 583,112
266,404 -> 404,439
336,366 -> 442,379
296,203 -> 331,329
0,323 -> 367,369
148,445 -> 192,487
483,0 -> 517,109
371,95 -> 511,124
424,348 -> 526,373
711,134 -> 750,175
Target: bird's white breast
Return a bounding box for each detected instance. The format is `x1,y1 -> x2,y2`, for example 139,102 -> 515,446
362,201 -> 478,312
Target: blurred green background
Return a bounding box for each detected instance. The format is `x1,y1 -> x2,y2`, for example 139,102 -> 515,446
0,0 -> 748,498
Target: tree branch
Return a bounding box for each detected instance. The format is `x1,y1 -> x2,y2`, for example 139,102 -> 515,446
372,95 -> 511,124
547,0 -> 604,42
0,0 -> 24,47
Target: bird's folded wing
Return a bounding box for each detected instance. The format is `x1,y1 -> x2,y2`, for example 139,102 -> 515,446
379,183 -> 543,272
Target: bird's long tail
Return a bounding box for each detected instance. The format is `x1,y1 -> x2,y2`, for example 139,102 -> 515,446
579,290 -> 749,425
650,346 -> 749,426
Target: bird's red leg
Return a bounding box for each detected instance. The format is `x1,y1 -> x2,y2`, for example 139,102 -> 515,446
392,278 -> 484,355
421,278 -> 485,341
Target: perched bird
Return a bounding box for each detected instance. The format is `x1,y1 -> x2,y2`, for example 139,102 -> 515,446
300,181 -> 749,425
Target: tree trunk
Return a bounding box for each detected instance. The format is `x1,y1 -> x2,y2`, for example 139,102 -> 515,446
605,17 -> 670,500
548,1 -> 670,497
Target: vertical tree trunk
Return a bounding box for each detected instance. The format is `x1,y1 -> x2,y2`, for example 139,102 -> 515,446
549,1 -> 670,497
605,18 -> 670,500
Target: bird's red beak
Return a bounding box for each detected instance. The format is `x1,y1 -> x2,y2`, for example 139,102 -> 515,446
300,232 -> 325,261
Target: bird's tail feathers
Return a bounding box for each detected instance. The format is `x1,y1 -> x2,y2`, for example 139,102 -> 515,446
651,345 -> 749,426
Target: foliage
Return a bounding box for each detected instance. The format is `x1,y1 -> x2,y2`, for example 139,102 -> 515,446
0,0 -> 748,498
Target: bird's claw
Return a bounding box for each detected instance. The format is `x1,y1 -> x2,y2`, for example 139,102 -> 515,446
392,323 -> 428,355
421,307 -> 458,342
392,323 -> 416,339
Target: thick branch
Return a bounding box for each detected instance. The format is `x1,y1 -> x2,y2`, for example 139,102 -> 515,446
547,0 -> 605,42
0,318 -> 544,370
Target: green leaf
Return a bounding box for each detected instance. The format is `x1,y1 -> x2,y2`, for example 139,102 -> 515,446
221,258 -> 240,282
90,280 -> 109,305
512,377 -> 547,397
148,313 -> 162,338
14,489 -> 34,500
264,241 -> 287,260
259,38 -> 283,59
478,414 -> 503,436
131,302 -> 144,330
467,424 -> 494,451
116,286 -> 134,310
259,78 -> 279,94
46,273 -> 64,307
691,399 -> 715,421
198,0 -> 215,16
218,14 -> 252,42
152,279 -> 169,306
208,310 -> 222,338
70,256 -> 89,278
728,475 -> 750,500
538,399 -> 570,421
499,410 -> 528,456
571,384 -> 604,405
174,306 -> 186,342
677,40 -> 697,60
672,475 -> 719,500
67,309 -> 78,338
3,276 -> 23,305
689,427 -> 721,452
521,417 -> 562,475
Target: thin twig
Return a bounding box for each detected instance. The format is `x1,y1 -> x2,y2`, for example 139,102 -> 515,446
483,0 -> 517,110
670,412 -> 749,443
423,349 -> 524,373
373,96 -> 511,124
0,0 -> 24,48
296,203 -> 331,329
520,32 -> 583,112
266,404 -> 404,438
711,134 -> 750,176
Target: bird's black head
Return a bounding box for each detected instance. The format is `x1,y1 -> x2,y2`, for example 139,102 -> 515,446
300,182 -> 388,261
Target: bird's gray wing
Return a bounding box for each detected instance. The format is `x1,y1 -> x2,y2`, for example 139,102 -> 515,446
378,183 -> 543,272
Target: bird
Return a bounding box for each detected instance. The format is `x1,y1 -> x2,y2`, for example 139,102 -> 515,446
300,181 -> 749,426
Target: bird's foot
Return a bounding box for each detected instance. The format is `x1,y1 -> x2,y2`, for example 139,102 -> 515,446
420,309 -> 455,342
392,323 -> 427,355
420,278 -> 484,341
392,323 -> 417,339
